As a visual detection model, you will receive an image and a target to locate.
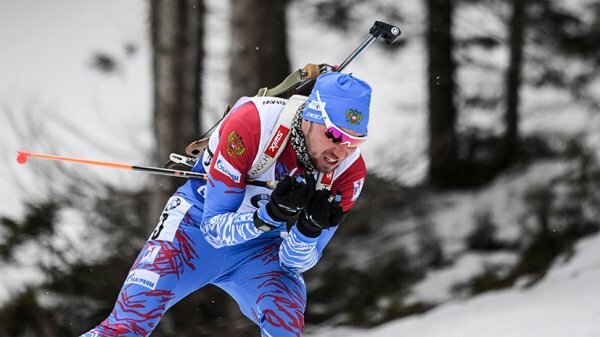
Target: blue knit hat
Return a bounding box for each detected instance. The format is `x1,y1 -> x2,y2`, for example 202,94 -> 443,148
302,72 -> 371,136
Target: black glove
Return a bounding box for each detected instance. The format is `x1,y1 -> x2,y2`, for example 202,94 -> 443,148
268,172 -> 316,220
254,172 -> 316,232
297,189 -> 345,238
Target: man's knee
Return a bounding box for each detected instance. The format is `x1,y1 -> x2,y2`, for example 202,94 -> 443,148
258,300 -> 305,337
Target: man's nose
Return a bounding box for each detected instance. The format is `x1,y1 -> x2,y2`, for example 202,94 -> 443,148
332,143 -> 349,160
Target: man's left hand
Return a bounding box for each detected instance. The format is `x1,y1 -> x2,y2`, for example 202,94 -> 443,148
296,189 -> 344,237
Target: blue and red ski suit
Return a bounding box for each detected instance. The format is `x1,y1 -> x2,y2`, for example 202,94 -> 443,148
81,96 -> 366,337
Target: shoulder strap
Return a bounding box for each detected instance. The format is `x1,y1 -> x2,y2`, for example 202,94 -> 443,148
248,94 -> 336,190
247,95 -> 306,178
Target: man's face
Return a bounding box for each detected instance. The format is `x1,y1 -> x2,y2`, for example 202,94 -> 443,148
302,119 -> 361,173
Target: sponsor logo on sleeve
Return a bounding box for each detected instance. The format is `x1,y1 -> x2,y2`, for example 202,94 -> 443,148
125,269 -> 160,290
140,245 -> 161,264
351,177 -> 364,201
265,125 -> 290,157
214,152 -> 242,183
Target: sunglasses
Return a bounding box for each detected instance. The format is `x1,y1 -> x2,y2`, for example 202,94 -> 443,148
315,91 -> 367,148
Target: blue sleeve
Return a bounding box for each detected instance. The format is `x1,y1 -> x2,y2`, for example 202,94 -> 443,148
199,102 -> 269,248
279,225 -> 338,274
200,177 -> 265,248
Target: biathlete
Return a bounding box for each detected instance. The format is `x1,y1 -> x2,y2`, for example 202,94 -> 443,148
81,71 -> 372,337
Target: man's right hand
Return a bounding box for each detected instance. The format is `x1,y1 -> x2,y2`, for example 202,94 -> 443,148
254,172 -> 316,231
268,172 -> 316,221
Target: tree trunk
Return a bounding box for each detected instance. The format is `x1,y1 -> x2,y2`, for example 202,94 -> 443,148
151,0 -> 205,213
229,0 -> 291,102
426,0 -> 459,187
224,1 -> 291,334
503,0 -> 526,167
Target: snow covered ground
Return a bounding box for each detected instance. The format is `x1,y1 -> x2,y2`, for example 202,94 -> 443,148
1,0 -> 599,335
308,231 -> 600,337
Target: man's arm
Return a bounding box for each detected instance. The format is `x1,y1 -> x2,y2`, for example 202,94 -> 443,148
279,225 -> 338,274
279,156 -> 367,274
200,102 -> 267,248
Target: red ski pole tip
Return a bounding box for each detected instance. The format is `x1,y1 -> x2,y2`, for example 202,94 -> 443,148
16,151 -> 30,164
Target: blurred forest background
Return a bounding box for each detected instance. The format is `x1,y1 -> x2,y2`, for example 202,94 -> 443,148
1,0 -> 600,336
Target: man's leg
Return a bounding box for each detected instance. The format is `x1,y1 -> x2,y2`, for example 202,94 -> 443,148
216,241 -> 307,337
81,195 -> 226,337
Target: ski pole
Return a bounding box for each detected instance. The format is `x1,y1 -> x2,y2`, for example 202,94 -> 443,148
16,151 -> 278,189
